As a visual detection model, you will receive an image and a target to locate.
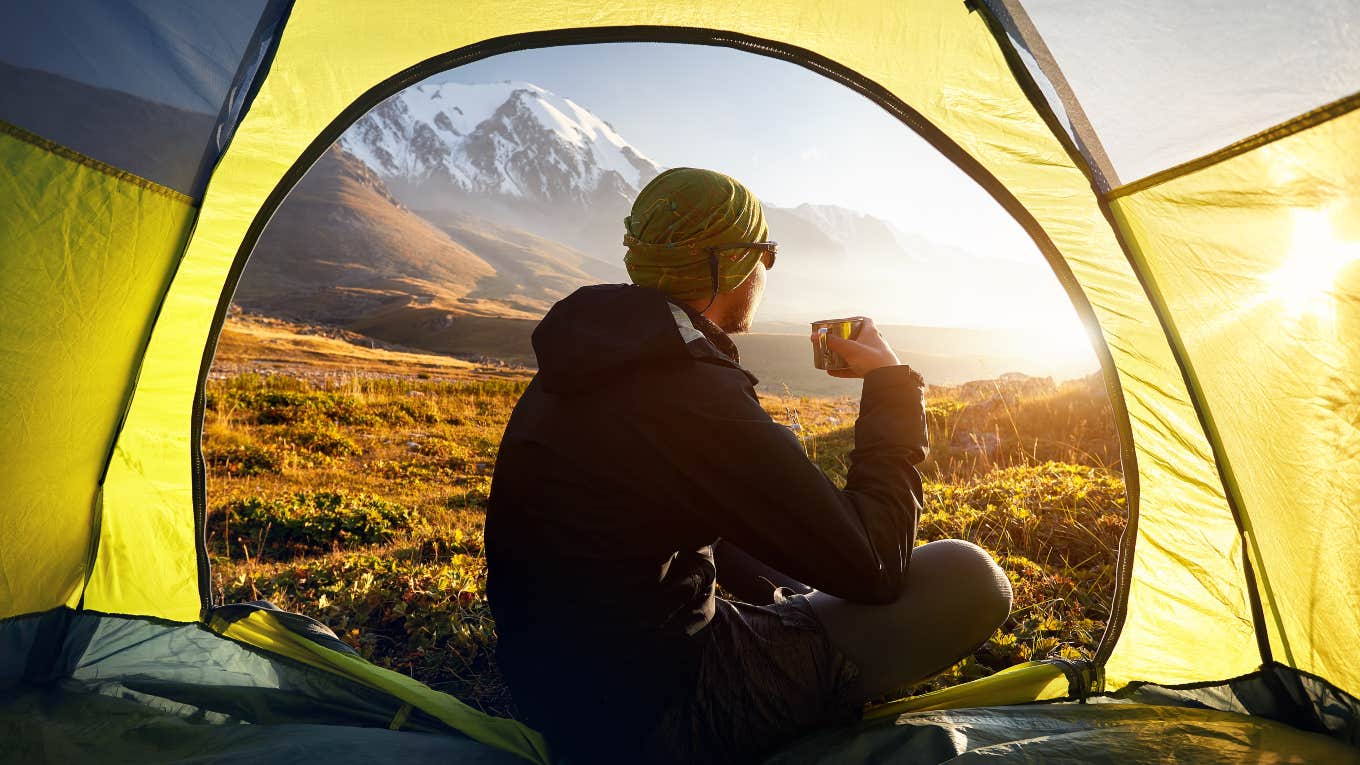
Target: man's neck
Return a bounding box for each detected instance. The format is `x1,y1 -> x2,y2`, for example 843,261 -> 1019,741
674,300 -> 741,364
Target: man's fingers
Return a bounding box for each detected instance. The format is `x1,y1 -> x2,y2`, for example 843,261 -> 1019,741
824,333 -> 856,352
824,334 -> 871,365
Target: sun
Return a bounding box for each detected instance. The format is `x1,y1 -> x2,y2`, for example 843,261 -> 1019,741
1262,207 -> 1360,324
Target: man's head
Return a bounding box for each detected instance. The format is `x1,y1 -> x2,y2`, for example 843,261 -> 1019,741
623,168 -> 773,333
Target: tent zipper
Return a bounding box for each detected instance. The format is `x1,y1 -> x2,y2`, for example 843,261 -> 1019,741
193,382 -> 213,615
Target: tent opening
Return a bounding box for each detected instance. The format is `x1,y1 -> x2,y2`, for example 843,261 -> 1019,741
202,38 -> 1132,716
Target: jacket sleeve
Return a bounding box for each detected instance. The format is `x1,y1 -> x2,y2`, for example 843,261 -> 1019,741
650,363 -> 928,604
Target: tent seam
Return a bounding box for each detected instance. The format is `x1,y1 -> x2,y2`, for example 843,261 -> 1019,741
190,0 -> 294,198
1107,89 -> 1360,199
0,605 -> 196,630
0,120 -> 197,206
981,0 -> 1120,190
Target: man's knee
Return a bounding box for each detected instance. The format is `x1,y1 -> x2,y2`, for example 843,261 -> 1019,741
910,539 -> 1012,636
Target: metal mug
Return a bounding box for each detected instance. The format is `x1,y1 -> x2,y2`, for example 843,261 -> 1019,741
811,316 -> 866,370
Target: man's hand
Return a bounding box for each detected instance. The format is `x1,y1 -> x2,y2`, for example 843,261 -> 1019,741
810,317 -> 902,378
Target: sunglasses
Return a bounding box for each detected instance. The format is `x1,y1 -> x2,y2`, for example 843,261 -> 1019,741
706,241 -> 777,270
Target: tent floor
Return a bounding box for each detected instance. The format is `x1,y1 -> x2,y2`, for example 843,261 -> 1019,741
4,684 -> 1356,764
1,682 -> 525,764
769,698 -> 1360,763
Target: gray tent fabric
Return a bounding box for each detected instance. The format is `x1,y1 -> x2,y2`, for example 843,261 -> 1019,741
2,612 -> 478,738
980,0 -> 1119,191
1108,666 -> 1360,747
764,701 -> 1360,763
0,0 -> 289,195
984,0 -> 1360,185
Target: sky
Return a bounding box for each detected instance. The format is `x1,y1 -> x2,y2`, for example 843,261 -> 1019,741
427,43 -> 1095,359
432,43 -> 1037,263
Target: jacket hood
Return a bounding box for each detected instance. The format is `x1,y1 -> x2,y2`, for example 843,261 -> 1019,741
531,284 -> 757,394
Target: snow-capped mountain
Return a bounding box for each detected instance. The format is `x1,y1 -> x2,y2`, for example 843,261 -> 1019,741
788,203 -> 921,262
335,79 -> 937,267
340,81 -> 661,207
329,77 -> 1044,328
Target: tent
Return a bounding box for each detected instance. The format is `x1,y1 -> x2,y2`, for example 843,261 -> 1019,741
2,0 -> 1358,761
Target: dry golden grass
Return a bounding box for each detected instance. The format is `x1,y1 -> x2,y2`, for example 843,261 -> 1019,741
213,311 -> 535,381
207,368 -> 1125,716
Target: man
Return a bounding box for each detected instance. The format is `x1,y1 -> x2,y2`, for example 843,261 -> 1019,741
485,168 -> 1012,763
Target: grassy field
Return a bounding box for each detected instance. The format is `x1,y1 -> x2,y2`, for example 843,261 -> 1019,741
206,370 -> 1125,717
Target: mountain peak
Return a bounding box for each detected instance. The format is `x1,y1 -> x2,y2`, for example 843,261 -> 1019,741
339,80 -> 660,206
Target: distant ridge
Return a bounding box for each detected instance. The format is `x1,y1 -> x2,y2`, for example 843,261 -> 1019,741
228,79 -> 1099,385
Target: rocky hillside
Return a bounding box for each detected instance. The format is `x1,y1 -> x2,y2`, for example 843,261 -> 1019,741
235,146 -> 500,325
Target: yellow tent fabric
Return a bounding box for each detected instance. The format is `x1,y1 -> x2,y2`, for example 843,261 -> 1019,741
0,123 -> 195,619
1111,102 -> 1360,697
209,608 -> 552,763
94,0 -> 1258,689
864,660 -> 1075,719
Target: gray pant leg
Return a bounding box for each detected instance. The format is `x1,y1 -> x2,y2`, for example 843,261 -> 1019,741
806,539 -> 1013,703
714,539 -> 812,605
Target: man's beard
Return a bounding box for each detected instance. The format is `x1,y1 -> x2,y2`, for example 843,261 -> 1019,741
716,295 -> 757,334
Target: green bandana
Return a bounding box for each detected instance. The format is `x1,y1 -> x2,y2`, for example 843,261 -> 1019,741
623,167 -> 768,301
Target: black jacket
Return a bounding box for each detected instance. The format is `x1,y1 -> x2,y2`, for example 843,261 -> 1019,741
485,284 -> 928,755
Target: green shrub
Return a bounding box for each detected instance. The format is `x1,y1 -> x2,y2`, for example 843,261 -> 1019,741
372,396 -> 443,425
258,390 -> 373,426
204,438 -> 284,477
211,386 -> 374,427
280,421 -> 360,457
374,457 -> 450,481
412,436 -> 471,471
213,491 -> 417,560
